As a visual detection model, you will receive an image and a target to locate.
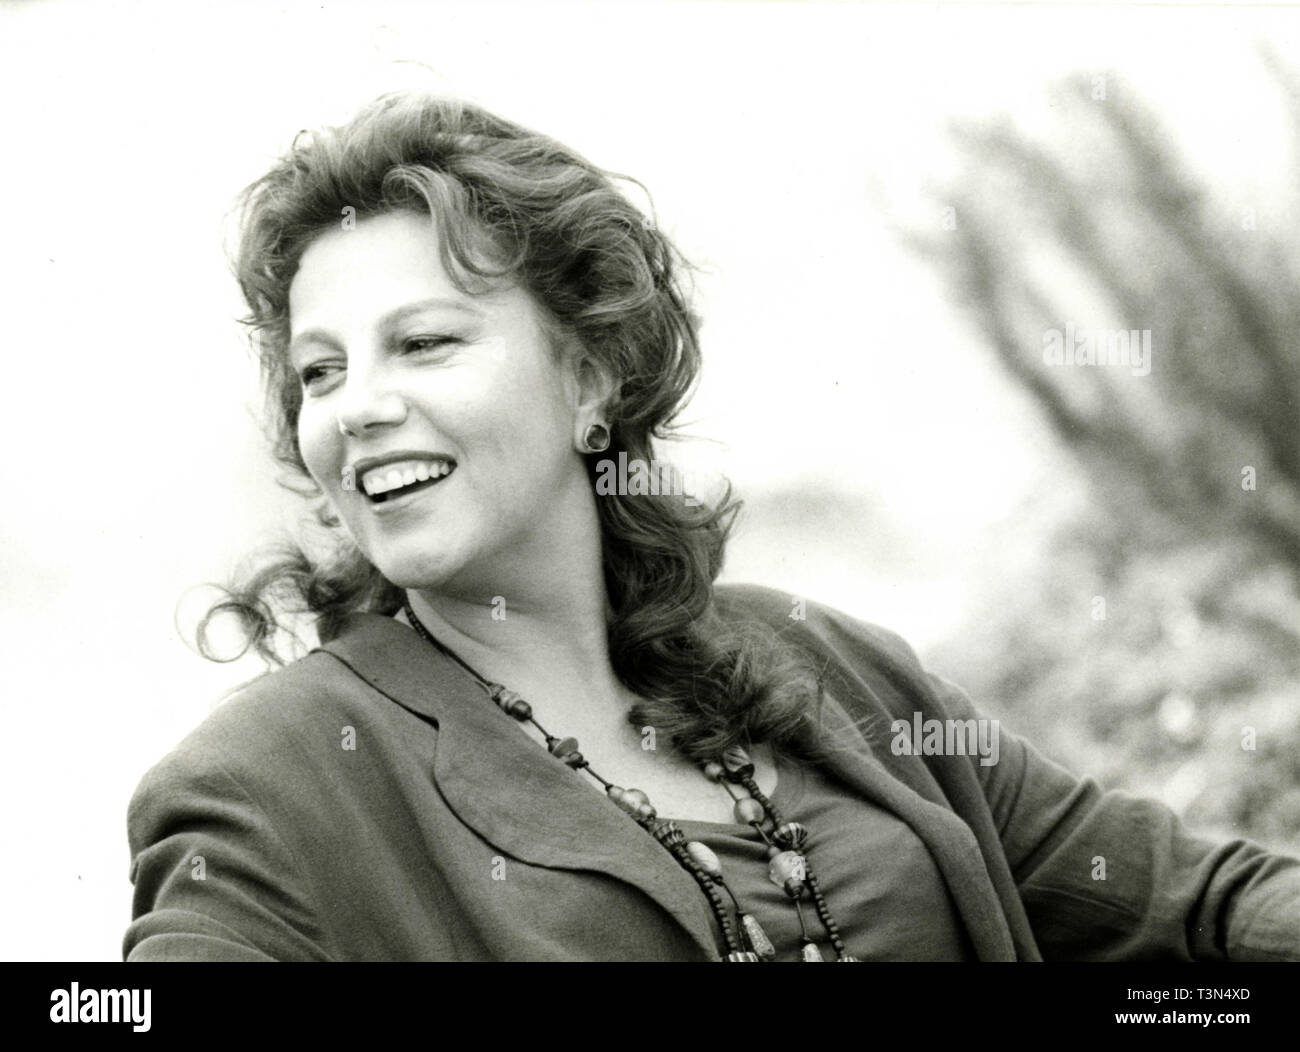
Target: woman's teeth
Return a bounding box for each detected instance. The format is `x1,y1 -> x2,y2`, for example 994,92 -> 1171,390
360,459 -> 455,499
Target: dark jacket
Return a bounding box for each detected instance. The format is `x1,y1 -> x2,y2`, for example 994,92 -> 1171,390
123,585 -> 1300,961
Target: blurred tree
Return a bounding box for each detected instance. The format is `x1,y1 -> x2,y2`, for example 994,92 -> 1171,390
906,60 -> 1300,849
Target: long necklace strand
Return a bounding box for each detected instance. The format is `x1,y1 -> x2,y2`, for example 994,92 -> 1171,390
401,601 -> 857,962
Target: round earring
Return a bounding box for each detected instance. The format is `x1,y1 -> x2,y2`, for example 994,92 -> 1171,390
582,422 -> 611,453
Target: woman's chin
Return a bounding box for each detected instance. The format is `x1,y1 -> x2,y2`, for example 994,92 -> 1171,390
374,547 -> 499,599
379,560 -> 460,593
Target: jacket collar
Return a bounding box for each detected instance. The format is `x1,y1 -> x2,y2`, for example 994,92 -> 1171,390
318,610 -> 1017,961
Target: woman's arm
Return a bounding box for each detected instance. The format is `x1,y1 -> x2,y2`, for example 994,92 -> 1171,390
124,741 -> 334,962
925,669 -> 1300,961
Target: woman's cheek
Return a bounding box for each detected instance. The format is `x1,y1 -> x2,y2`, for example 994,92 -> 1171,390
296,408 -> 339,495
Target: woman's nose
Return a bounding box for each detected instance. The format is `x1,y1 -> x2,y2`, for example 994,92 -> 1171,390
335,371 -> 408,436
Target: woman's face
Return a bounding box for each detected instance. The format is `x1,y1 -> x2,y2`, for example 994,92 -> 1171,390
287,209 -> 596,597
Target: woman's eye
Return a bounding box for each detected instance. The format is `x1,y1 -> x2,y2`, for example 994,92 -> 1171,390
403,335 -> 459,354
299,363 -> 341,390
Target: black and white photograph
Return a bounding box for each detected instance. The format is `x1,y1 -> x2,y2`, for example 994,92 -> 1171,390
3,0 -> 1299,1017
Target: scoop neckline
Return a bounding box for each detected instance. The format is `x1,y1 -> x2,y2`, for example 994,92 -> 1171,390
665,752 -> 794,831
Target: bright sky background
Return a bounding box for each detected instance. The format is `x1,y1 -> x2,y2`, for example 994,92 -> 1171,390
2,0 -> 1296,960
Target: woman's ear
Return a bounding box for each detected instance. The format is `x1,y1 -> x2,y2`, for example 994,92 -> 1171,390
572,357 -> 618,454
547,322 -> 617,449
573,355 -> 618,421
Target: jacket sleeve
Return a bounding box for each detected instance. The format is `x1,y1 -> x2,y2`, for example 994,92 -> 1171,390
925,669 -> 1300,961
123,742 -> 333,962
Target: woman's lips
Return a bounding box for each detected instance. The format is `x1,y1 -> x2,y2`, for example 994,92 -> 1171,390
343,451 -> 458,503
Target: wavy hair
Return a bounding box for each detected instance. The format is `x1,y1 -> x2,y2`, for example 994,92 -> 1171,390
202,91 -> 827,764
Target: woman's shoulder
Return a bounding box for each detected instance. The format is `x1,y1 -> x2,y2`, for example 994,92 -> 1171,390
129,646 -> 370,818
711,582 -> 981,737
712,582 -> 925,670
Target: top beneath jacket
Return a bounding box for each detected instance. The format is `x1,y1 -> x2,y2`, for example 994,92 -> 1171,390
674,747 -> 973,960
123,584 -> 1300,961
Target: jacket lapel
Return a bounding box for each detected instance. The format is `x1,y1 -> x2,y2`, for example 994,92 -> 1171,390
318,612 -> 722,961
799,695 -> 1020,959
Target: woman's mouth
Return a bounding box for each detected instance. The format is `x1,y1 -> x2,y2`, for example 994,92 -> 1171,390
349,456 -> 457,504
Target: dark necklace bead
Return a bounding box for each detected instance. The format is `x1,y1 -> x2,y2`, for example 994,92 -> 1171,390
549,736 -> 579,757
721,744 -> 756,780
680,857 -> 740,953
487,685 -> 533,721
648,818 -> 686,849
548,736 -> 586,768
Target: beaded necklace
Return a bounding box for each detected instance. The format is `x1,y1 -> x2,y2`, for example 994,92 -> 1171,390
402,601 -> 858,962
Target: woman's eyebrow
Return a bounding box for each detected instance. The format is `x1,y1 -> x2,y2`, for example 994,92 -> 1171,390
381,296 -> 486,329
379,295 -> 491,335
289,297 -> 485,357
287,327 -> 341,360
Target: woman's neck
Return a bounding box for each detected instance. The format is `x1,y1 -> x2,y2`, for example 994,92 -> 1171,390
405,581 -> 606,679
402,527 -> 630,724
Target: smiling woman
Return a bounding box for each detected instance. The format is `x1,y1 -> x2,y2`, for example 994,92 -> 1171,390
122,91 -> 1300,963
